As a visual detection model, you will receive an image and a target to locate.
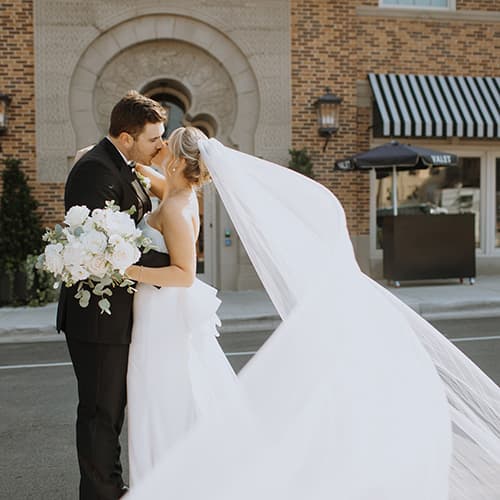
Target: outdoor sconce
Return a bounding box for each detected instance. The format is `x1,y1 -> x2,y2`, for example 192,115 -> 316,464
0,94 -> 12,134
315,87 -> 342,152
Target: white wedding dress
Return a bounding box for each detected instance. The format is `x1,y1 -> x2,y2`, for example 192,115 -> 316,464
127,215 -> 238,486
125,140 -> 500,499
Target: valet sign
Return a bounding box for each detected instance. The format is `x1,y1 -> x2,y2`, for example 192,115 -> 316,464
430,154 -> 453,164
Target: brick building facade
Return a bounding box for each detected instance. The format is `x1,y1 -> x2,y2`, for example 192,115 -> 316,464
1,0 -> 499,287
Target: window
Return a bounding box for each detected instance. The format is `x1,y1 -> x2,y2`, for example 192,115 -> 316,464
375,157 -> 481,249
380,0 -> 454,8
495,158 -> 500,248
149,93 -> 185,139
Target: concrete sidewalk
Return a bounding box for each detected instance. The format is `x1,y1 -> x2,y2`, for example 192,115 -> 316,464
2,276 -> 500,343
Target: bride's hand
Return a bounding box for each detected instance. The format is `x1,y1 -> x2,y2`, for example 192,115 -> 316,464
125,265 -> 141,282
74,144 -> 95,165
135,160 -> 168,199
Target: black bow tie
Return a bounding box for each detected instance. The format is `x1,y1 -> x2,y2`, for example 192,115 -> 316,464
128,161 -> 136,170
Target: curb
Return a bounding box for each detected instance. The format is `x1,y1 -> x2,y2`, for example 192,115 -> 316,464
2,300 -> 500,344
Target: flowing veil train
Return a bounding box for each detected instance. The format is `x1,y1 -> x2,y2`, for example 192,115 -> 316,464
126,139 -> 500,499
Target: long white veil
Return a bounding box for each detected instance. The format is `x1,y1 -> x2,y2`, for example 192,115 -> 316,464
126,139 -> 499,499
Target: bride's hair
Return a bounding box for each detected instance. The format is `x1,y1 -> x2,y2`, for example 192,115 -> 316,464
168,127 -> 210,187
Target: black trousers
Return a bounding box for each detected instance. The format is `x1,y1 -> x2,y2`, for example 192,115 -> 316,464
66,337 -> 129,500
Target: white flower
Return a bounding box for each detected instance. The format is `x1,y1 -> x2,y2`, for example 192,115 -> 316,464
62,241 -> 86,268
81,229 -> 107,254
108,234 -> 124,247
108,240 -> 141,273
67,265 -> 90,282
105,210 -> 136,238
85,254 -> 108,278
91,208 -> 107,229
65,206 -> 90,227
44,243 -> 64,275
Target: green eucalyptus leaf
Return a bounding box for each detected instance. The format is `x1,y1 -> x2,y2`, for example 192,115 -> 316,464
98,298 -> 111,315
78,290 -> 91,308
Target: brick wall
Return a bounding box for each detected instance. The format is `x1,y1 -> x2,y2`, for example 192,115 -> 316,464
1,0 -> 498,234
0,0 -> 64,228
291,0 -> 499,236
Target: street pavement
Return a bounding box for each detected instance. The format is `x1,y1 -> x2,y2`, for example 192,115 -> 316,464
1,318 -> 499,499
1,278 -> 500,499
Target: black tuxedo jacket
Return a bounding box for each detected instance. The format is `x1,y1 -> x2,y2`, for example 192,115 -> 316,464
56,138 -> 170,344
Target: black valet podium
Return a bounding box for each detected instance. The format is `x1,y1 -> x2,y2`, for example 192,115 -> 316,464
382,214 -> 476,286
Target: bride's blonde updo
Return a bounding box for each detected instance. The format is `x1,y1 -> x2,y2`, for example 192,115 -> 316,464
168,126 -> 210,188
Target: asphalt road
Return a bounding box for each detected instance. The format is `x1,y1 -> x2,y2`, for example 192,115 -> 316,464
0,320 -> 499,499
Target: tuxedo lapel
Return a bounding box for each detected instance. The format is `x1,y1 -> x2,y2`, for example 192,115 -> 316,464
100,138 -> 152,223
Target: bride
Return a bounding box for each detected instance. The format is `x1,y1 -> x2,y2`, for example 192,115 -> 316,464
124,126 -> 237,486
125,128 -> 499,499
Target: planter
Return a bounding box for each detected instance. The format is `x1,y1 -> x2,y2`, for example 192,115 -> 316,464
0,272 -> 13,305
13,270 -> 29,303
382,214 -> 476,284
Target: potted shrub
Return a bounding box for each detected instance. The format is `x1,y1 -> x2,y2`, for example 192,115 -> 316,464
0,158 -> 43,305
288,148 -> 314,179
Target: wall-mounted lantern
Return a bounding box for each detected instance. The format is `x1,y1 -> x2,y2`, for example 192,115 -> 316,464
314,87 -> 341,152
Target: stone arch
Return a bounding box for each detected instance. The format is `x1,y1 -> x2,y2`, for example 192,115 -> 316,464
92,40 -> 237,145
69,14 -> 259,154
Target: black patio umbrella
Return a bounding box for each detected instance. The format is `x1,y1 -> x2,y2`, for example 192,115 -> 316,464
334,141 -> 458,215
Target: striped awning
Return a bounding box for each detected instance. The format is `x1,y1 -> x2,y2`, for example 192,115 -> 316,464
368,73 -> 500,138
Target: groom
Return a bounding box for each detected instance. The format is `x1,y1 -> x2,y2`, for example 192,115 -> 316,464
57,91 -> 170,499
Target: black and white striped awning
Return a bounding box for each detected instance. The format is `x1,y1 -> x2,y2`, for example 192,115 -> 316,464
368,73 -> 500,138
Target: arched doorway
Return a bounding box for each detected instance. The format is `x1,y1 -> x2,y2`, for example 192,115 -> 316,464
143,79 -> 217,281
69,19 -> 261,288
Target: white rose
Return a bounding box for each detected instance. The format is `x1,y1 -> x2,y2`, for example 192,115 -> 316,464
62,241 -> 86,267
85,254 -> 109,278
108,241 -> 140,273
44,243 -> 64,275
91,208 -> 107,230
65,206 -> 90,227
81,229 -> 107,254
68,265 -> 90,282
62,227 -> 76,243
105,211 -> 136,238
108,234 -> 124,247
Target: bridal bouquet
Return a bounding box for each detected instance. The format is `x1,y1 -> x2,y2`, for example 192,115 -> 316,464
38,201 -> 154,314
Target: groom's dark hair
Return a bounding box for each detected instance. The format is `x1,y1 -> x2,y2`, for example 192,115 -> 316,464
109,90 -> 167,138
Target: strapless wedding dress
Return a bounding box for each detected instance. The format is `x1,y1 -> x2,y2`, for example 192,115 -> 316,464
127,215 -> 237,487
124,140 -> 499,500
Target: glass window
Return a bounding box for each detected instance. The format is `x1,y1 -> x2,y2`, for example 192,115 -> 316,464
376,157 -> 481,249
381,0 -> 450,7
150,93 -> 185,139
147,92 -> 208,274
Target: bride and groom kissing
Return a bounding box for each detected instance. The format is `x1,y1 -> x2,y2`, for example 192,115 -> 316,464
57,91 -> 499,500
57,90 -> 227,498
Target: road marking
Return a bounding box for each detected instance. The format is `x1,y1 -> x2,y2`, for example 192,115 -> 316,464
1,337 -> 498,371
225,350 -> 257,357
0,362 -> 72,370
449,335 -> 500,343
0,352 -> 258,370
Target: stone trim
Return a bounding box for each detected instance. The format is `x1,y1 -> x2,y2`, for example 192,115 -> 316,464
69,15 -> 259,164
357,6 -> 500,23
